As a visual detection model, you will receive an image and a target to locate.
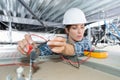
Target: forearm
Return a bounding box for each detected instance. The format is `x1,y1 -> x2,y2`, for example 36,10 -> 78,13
62,43 -> 75,56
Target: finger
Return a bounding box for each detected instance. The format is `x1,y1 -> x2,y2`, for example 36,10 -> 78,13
47,41 -> 66,47
51,46 -> 64,53
22,39 -> 28,47
24,34 -> 37,48
18,41 -> 25,49
25,34 -> 34,44
17,46 -> 27,55
18,40 -> 28,52
51,37 -> 66,42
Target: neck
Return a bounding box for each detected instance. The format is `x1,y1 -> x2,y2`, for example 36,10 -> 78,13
68,36 -> 75,44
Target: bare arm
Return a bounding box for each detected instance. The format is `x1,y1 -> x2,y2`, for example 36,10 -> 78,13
47,37 -> 75,56
17,35 -> 75,56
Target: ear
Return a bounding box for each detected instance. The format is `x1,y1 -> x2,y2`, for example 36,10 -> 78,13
65,28 -> 69,34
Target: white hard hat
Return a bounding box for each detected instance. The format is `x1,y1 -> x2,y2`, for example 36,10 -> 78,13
63,8 -> 87,25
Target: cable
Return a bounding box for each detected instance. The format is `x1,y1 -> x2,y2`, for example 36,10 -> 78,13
0,34 -> 47,66
0,63 -> 29,66
60,51 -> 91,68
0,34 -> 91,69
30,34 -> 48,41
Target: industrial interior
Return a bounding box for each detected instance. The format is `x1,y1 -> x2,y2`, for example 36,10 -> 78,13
0,0 -> 120,80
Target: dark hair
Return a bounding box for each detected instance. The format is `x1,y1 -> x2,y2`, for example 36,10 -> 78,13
65,25 -> 72,31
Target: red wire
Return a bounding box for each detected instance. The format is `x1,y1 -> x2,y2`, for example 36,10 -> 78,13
0,33 -> 92,66
30,34 -> 48,41
0,63 -> 30,66
0,34 -> 47,66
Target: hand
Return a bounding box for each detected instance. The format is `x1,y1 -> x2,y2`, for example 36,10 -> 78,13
47,37 -> 67,54
17,34 -> 37,55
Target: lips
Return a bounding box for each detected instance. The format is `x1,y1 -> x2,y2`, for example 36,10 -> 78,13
76,35 -> 83,40
77,35 -> 82,38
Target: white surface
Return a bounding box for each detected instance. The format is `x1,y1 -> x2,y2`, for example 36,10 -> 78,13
0,61 -> 120,80
0,30 -> 66,43
91,45 -> 120,69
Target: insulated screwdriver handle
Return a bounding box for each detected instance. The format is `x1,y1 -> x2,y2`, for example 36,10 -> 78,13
27,45 -> 33,55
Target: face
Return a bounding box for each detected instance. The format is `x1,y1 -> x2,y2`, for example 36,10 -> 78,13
65,24 -> 85,42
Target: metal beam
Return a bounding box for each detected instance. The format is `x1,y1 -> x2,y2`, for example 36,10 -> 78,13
40,3 -> 55,20
17,0 -> 44,26
0,15 -> 63,28
87,6 -> 120,22
51,0 -> 83,22
85,0 -> 120,16
43,0 -> 72,21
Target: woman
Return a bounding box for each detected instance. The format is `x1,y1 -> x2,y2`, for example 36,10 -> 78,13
17,8 -> 91,60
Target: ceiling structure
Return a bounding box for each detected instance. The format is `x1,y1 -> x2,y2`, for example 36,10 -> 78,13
0,0 -> 120,31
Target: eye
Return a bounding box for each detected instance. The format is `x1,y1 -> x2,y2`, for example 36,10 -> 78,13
72,25 -> 77,29
81,26 -> 85,29
81,24 -> 85,29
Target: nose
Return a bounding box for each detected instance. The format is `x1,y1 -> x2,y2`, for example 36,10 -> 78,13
78,28 -> 82,34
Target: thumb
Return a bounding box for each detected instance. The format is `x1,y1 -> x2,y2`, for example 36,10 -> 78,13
25,34 -> 34,44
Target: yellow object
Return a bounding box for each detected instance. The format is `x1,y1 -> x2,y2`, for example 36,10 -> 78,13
84,50 -> 108,59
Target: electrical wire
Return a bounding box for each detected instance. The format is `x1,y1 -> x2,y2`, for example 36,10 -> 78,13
30,34 -> 48,41
0,34 -> 47,66
0,34 -> 91,68
61,55 -> 91,65
60,51 -> 91,68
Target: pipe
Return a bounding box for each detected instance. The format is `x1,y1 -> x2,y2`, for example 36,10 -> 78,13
8,15 -> 12,44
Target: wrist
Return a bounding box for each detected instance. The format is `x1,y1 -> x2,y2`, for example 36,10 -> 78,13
62,43 -> 75,56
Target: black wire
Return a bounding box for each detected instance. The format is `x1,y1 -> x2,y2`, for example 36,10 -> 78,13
62,55 -> 80,69
69,55 -> 80,69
